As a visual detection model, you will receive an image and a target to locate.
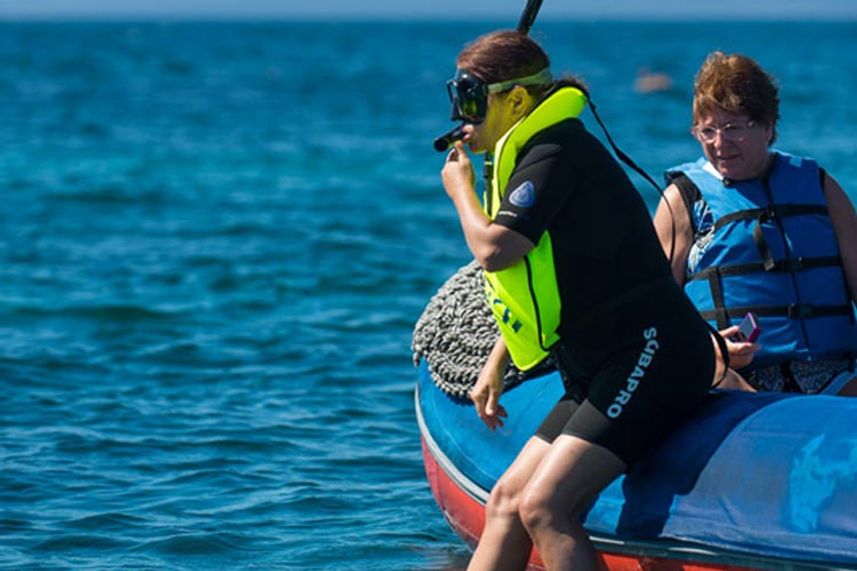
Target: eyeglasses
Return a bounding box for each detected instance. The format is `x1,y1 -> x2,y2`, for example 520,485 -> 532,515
692,120 -> 757,144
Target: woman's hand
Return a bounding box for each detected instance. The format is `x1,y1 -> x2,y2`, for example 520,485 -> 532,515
470,337 -> 509,430
720,325 -> 761,370
470,360 -> 508,430
441,141 -> 476,200
438,140 -> 534,272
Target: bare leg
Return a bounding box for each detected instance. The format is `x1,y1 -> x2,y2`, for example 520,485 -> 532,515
717,369 -> 756,392
467,436 -> 551,571
519,435 -> 626,571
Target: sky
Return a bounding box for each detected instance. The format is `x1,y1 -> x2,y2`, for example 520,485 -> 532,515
1,0 -> 856,20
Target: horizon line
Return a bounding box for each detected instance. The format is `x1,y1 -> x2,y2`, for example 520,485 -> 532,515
1,13 -> 856,22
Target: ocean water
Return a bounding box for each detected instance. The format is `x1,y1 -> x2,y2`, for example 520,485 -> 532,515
1,20 -> 855,570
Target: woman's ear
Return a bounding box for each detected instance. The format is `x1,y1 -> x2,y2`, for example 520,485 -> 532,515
509,86 -> 532,119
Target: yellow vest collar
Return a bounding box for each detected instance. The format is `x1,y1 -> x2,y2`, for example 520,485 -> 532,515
490,87 -> 588,216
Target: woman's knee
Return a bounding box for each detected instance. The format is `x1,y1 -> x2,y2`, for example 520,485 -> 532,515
486,475 -> 526,518
518,484 -> 566,532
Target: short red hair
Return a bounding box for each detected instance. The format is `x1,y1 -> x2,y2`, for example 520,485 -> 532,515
692,52 -> 780,143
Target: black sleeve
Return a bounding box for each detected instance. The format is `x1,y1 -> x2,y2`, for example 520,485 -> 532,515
492,141 -> 574,244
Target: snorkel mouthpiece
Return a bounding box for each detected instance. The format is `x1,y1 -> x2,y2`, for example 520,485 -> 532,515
434,125 -> 466,152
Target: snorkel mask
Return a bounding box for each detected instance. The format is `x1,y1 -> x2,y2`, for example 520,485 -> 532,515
445,67 -> 553,124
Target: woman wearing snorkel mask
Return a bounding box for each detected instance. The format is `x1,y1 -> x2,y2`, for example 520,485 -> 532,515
440,31 -> 719,570
654,52 -> 857,396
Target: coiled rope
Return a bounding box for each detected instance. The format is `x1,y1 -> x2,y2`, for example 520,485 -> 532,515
412,261 -> 541,398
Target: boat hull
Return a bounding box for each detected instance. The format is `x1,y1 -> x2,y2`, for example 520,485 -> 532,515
415,361 -> 857,570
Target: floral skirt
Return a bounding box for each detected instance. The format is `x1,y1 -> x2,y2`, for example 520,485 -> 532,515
748,359 -> 855,394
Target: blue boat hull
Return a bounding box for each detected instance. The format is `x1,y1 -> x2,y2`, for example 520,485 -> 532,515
416,361 -> 857,569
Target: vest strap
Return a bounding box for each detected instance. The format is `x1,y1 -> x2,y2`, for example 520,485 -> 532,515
713,204 -> 830,231
751,212 -> 776,271
687,256 -> 843,282
779,362 -> 804,393
699,303 -> 854,321
713,205 -> 830,274
706,268 -> 729,330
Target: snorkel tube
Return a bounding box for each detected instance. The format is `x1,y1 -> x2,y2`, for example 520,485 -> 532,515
433,0 -> 545,152
517,0 -> 543,35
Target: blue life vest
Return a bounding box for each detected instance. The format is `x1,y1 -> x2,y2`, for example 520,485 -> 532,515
666,152 -> 857,368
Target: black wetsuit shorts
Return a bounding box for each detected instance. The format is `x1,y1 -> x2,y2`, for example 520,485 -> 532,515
535,280 -> 715,466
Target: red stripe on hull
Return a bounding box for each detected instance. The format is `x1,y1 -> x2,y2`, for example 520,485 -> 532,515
421,436 -> 756,571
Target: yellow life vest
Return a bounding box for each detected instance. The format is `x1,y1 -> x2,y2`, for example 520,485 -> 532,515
483,87 -> 587,370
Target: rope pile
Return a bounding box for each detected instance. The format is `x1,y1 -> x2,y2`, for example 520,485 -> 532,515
412,261 -> 529,398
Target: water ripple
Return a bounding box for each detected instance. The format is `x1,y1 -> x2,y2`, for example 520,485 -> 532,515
1,20 -> 855,571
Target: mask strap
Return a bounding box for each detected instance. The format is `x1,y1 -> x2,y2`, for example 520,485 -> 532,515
486,68 -> 553,94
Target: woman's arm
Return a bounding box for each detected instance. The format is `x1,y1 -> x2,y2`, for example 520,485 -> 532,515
442,142 -> 534,272
653,183 -> 693,286
470,336 -> 510,430
823,173 -> 857,301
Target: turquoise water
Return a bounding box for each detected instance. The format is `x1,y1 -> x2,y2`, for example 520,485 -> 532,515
1,21 -> 855,570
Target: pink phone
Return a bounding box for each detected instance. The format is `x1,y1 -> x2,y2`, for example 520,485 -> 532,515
735,312 -> 761,343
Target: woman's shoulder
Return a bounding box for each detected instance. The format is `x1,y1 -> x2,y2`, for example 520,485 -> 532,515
525,117 -> 585,147
671,172 -> 703,205
517,119 -> 584,166
523,118 -> 614,165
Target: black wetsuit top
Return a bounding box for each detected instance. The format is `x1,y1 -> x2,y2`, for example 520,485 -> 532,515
494,118 -> 672,340
491,118 -> 714,465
